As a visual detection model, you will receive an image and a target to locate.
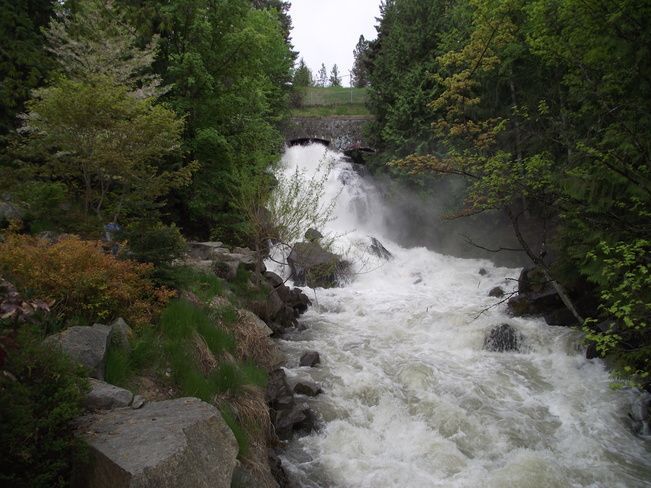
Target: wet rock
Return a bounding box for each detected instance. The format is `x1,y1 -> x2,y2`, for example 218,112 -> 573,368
287,288 -> 311,315
274,403 -> 316,440
585,341 -> 599,360
288,241 -> 350,288
518,266 -> 547,294
44,324 -> 111,379
294,381 -> 322,397
75,397 -> 238,488
630,392 -> 651,437
507,289 -> 563,317
488,286 -> 505,298
299,351 -> 321,367
273,305 -> 298,331
85,379 -> 133,410
369,237 -> 393,260
265,271 -> 290,301
484,324 -> 522,352
543,307 -> 578,327
266,369 -> 294,411
304,228 -> 323,242
268,450 -> 295,488
479,268 -> 488,276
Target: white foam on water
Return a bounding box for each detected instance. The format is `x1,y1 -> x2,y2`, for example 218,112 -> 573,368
267,144 -> 651,488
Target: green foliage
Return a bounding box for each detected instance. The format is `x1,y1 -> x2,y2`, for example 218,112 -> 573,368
117,0 -> 294,239
369,0 -> 651,384
120,221 -> 186,266
219,406 -> 250,457
156,265 -> 225,302
45,0 -> 164,97
9,181 -> 69,233
291,104 -> 371,117
582,240 -> 651,384
19,76 -> 193,222
329,64 -> 342,87
293,58 -> 313,88
351,35 -> 370,88
0,325 -> 88,488
0,0 -> 55,135
299,86 -> 368,107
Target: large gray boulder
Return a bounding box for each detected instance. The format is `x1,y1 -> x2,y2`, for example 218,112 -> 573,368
213,248 -> 261,281
0,201 -> 23,223
287,241 -> 350,288
75,397 -> 238,488
186,241 -> 229,260
85,379 -> 134,410
44,324 -> 111,379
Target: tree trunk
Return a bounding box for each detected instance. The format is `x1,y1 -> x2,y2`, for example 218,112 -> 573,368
506,207 -> 584,324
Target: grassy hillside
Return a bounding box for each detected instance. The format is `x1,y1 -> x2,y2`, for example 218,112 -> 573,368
292,87 -> 370,117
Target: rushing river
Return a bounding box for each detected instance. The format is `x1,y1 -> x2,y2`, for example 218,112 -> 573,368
267,144 -> 651,488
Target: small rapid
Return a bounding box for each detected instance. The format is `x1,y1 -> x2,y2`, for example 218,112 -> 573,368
267,144 -> 651,488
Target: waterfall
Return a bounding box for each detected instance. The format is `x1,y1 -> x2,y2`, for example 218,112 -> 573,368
266,144 -> 651,488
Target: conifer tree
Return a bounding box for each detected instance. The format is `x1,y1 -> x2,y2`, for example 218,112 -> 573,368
329,64 -> 342,87
316,63 -> 328,87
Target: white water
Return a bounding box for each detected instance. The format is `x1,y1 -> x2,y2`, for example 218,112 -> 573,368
267,145 -> 651,488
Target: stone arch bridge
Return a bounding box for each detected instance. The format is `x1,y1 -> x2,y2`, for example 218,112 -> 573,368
281,116 -> 375,160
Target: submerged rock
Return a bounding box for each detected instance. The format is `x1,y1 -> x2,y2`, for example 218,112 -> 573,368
294,381 -> 322,397
299,351 -> 321,367
75,397 -> 238,488
368,237 -> 393,260
488,286 -> 505,298
483,324 -> 522,352
630,392 -> 651,437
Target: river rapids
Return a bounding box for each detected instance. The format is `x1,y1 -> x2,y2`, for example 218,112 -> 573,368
266,144 -> 651,488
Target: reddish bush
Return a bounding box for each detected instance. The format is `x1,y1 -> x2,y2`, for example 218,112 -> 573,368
0,234 -> 172,326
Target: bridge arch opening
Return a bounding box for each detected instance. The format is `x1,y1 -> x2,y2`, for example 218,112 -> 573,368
287,137 -> 330,147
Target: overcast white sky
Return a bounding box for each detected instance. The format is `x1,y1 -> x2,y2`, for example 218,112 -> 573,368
289,0 -> 381,86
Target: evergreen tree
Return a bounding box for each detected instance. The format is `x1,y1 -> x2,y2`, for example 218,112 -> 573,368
329,64 -> 341,87
0,0 -> 57,136
316,63 -> 328,87
293,57 -> 313,87
116,0 -> 294,240
351,35 -> 370,87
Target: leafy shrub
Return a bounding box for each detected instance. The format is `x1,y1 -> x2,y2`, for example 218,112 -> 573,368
583,239 -> 651,386
10,181 -> 69,233
0,234 -> 173,326
120,221 -> 186,266
0,325 -> 88,488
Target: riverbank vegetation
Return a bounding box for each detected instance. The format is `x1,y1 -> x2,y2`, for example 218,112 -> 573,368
1,0 -> 294,485
364,0 -> 650,387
